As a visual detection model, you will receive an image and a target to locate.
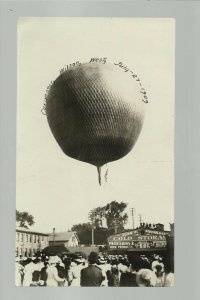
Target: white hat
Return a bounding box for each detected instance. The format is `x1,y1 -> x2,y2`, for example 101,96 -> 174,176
74,258 -> 84,263
49,256 -> 61,264
71,262 -> 77,267
136,269 -> 157,287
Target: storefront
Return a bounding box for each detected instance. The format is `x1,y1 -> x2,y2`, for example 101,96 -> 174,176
107,227 -> 171,254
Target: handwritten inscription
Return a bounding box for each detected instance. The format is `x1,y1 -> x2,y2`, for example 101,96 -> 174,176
43,57 -> 149,115
42,81 -> 55,115
90,57 -> 107,64
114,62 -> 148,103
59,61 -> 80,74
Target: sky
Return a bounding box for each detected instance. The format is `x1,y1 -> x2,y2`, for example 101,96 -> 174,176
17,18 -> 175,234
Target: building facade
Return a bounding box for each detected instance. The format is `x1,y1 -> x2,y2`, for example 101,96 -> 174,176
16,227 -> 49,257
48,231 -> 79,247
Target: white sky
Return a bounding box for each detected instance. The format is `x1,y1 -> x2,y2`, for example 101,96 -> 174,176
17,18 -> 175,233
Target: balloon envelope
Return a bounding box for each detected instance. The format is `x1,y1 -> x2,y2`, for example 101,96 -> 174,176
46,62 -> 145,167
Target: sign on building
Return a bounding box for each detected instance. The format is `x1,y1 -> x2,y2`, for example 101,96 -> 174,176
107,229 -> 168,251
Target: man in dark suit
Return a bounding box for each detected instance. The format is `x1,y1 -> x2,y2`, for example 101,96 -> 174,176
80,252 -> 104,287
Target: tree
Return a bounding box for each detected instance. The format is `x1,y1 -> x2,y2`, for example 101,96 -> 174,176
105,200 -> 128,227
71,201 -> 129,245
71,222 -> 111,245
92,200 -> 128,230
16,210 -> 35,229
71,223 -> 93,245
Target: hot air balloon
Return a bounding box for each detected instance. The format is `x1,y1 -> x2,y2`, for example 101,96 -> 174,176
46,62 -> 145,184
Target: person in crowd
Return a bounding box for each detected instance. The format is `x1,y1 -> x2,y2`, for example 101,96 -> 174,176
118,258 -> 129,281
136,269 -> 157,287
15,257 -> 24,286
38,261 -> 49,286
46,258 -> 65,287
97,258 -> 109,287
154,264 -> 165,287
80,252 -> 105,287
23,258 -> 36,286
62,256 -> 72,285
119,262 -> 138,287
32,257 -> 44,285
107,264 -> 119,287
164,257 -> 174,287
140,255 -> 151,269
56,260 -> 66,287
152,255 -> 164,273
68,258 -> 84,287
164,271 -> 174,287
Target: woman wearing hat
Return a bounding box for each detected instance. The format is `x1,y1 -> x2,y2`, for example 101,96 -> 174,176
68,259 -> 84,287
23,258 -> 36,287
46,257 -> 65,287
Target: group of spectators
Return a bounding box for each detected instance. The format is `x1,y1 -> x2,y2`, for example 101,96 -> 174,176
15,251 -> 174,287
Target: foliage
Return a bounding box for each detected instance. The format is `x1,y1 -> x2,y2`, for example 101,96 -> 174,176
71,222 -> 113,245
89,200 -> 128,230
105,200 -> 128,229
71,222 -> 92,245
16,210 -> 35,229
71,201 -> 129,245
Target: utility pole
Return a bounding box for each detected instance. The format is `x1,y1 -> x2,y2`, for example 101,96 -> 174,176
114,219 -> 117,234
130,208 -> 135,230
53,227 -> 55,245
91,222 -> 94,246
139,214 -> 142,226
88,210 -> 95,246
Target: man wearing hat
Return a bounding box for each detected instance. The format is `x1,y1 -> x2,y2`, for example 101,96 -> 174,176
80,252 -> 104,287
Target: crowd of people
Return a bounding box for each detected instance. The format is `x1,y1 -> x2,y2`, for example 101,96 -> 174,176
15,251 -> 174,287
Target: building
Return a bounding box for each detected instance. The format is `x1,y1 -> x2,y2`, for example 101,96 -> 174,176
16,227 -> 49,257
49,231 -> 79,247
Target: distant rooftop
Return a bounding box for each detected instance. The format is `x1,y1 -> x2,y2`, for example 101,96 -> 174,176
48,231 -> 79,242
16,227 -> 49,236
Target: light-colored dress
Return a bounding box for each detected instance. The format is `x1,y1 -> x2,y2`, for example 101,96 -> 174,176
164,272 -> 174,287
99,264 -> 110,287
46,265 -> 65,287
69,264 -> 84,287
23,262 -> 36,287
15,262 -> 23,286
155,274 -> 165,287
118,263 -> 128,280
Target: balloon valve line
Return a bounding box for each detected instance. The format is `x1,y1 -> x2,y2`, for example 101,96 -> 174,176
97,165 -> 108,186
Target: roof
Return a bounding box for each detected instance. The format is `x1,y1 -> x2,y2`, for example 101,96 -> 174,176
48,231 -> 80,242
16,227 -> 49,236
